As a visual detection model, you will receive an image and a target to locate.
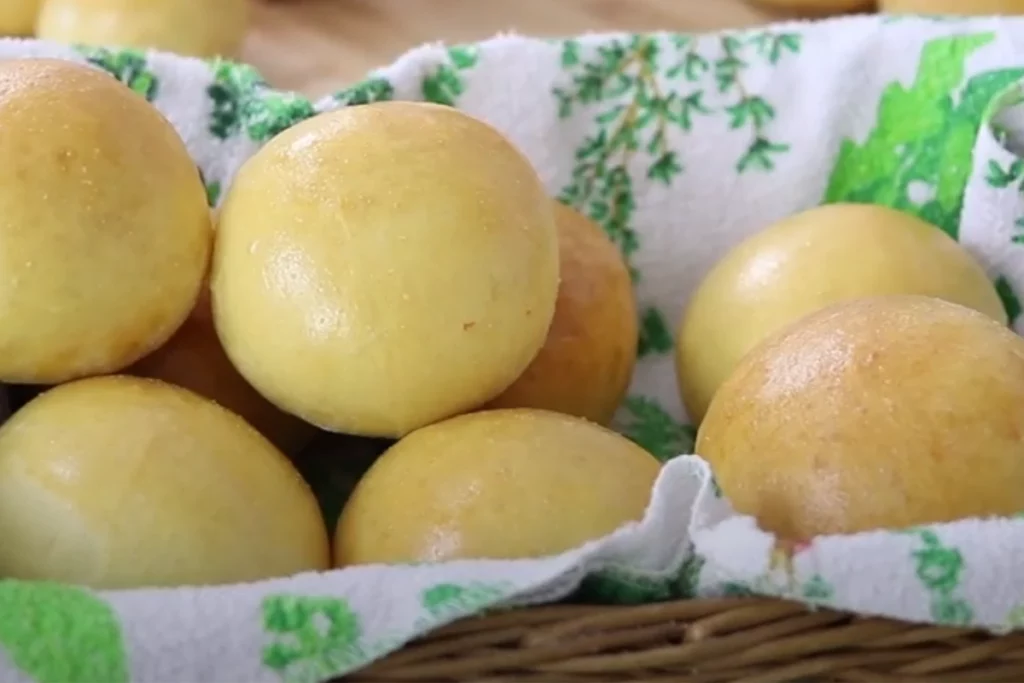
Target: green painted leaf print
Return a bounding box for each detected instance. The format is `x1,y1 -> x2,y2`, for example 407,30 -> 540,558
0,581 -> 129,683
983,155 -> 1024,248
420,582 -> 510,621
801,574 -> 835,602
555,32 -> 798,358
577,556 -> 706,604
907,529 -> 974,626
206,180 -> 222,207
262,594 -> 365,683
335,77 -> 395,107
825,33 -> 1024,239
76,46 -> 158,101
197,167 -> 221,207
638,307 -> 674,357
985,158 -> 1024,189
207,61 -> 316,143
421,46 -> 480,106
995,275 -> 1023,324
620,395 -> 695,461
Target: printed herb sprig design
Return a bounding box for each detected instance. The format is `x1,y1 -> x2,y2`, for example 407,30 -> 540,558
619,396 -> 695,461
985,157 -> 1024,192
825,33 -> 1024,239
335,76 -> 395,107
907,529 -> 974,626
555,31 -> 800,358
421,46 -> 480,106
996,275 -> 1023,325
979,156 -> 1024,325
207,62 -> 315,143
577,555 -> 707,605
717,34 -> 794,173
76,46 -> 159,101
262,595 -> 367,683
985,158 -> 1024,245
556,35 -> 703,271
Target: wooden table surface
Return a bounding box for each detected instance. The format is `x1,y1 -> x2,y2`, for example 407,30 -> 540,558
242,0 -> 798,97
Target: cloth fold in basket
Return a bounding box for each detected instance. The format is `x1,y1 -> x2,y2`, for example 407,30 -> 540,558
2,13 -> 1024,683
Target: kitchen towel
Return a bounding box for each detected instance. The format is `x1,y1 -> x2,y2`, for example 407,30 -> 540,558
4,13 -> 1024,683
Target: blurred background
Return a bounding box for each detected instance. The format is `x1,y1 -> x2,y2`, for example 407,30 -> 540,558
10,0 -> 888,99
242,0 -> 798,97
13,0 -> 1016,99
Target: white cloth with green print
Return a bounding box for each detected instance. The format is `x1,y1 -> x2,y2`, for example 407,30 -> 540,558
5,14 -> 1024,683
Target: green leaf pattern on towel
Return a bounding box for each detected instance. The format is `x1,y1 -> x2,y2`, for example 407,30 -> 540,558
197,167 -> 221,207
619,395 -> 696,461
826,32 -> 1024,326
205,179 -> 222,207
907,529 -> 974,626
262,595 -> 368,683
995,275 -> 1023,325
984,157 -> 1024,256
76,46 -> 159,101
421,46 -> 480,106
721,573 -> 835,604
721,541 -> 836,606
207,61 -> 316,143
334,76 -> 395,107
984,157 -> 1024,191
577,555 -> 707,604
0,581 -> 129,683
825,33 -> 1024,239
553,32 -> 799,360
637,307 -> 674,357
420,582 -> 512,621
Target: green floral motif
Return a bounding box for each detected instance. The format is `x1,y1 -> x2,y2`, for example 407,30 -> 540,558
619,395 -> 695,461
76,46 -> 158,101
720,572 -> 834,605
421,46 -> 479,106
262,595 -> 365,683
825,33 -> 1024,239
907,529 -> 974,626
638,307 -> 674,357
207,61 -> 316,143
197,167 -> 221,207
995,275 -> 1023,325
420,582 -> 511,621
679,555 -> 707,597
334,76 -> 395,107
801,574 -> 835,602
578,555 -> 706,604
0,581 -> 129,683
984,158 -> 1024,247
985,157 -> 1024,191
967,158 -> 1024,323
206,180 -> 222,207
554,32 -> 798,357
717,33 -> 797,173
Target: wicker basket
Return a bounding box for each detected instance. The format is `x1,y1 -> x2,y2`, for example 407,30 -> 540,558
344,597 -> 1024,682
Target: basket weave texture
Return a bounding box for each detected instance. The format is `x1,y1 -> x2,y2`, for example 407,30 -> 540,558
342,597 -> 1024,682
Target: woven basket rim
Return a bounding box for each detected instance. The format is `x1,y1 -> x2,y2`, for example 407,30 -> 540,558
340,595 -> 1024,682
